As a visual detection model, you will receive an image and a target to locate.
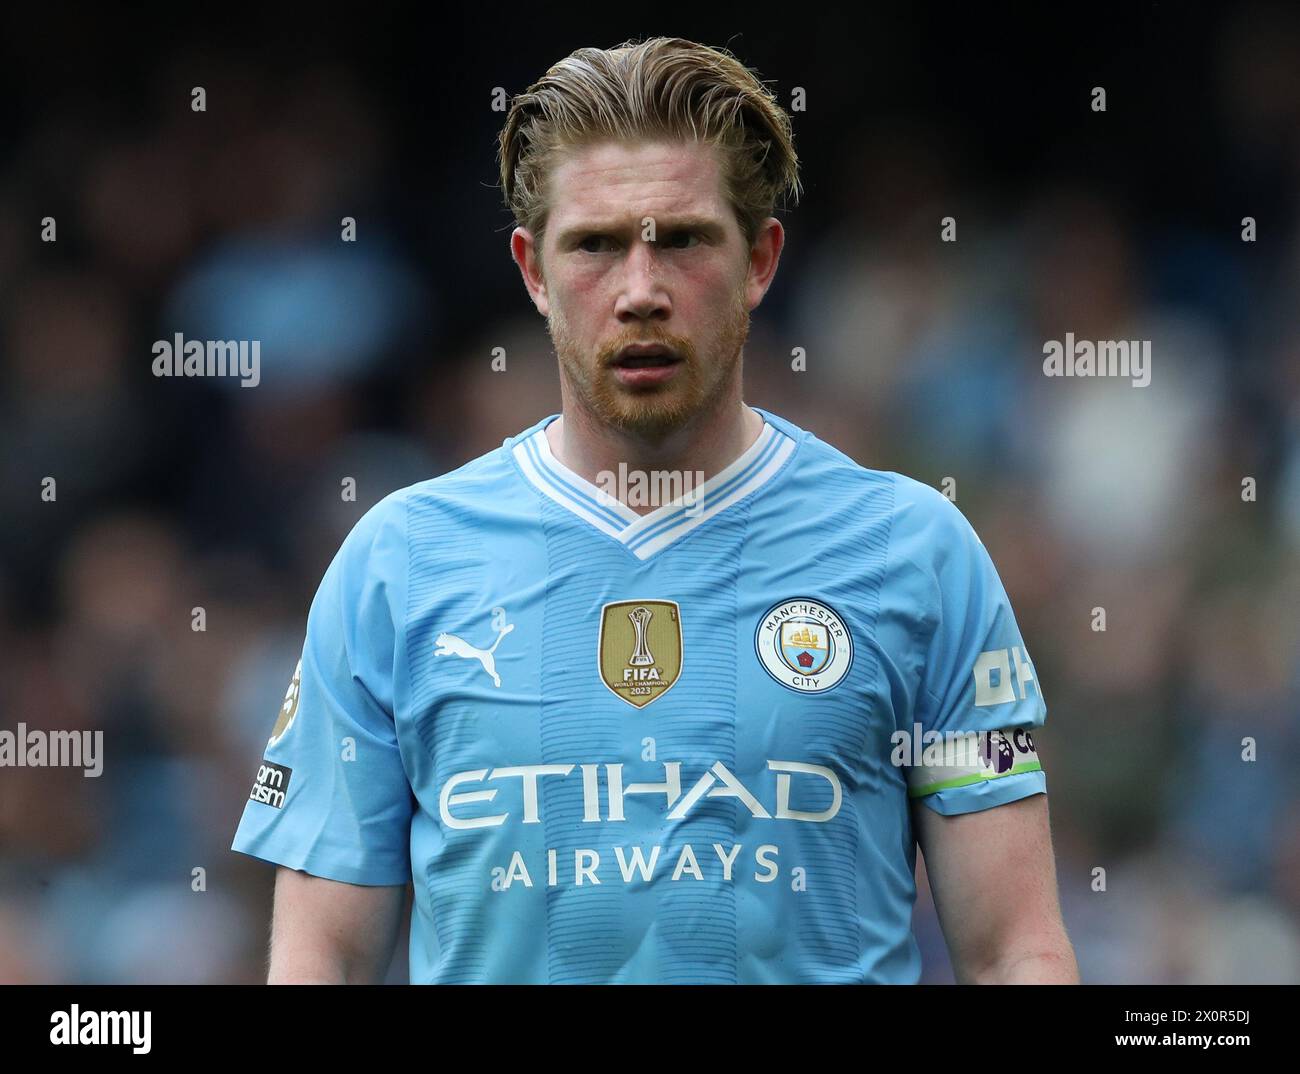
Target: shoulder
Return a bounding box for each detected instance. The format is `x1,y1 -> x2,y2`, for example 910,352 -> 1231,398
394,443 -> 521,514
364,416 -> 548,529
756,407 -> 894,500
330,437 -> 529,575
889,474 -> 974,545
760,407 -> 961,528
757,408 -> 977,568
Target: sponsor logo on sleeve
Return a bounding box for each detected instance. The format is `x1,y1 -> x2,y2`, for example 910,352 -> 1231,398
896,726 -> 1041,797
972,646 -> 1038,706
267,658 -> 302,746
249,761 -> 292,808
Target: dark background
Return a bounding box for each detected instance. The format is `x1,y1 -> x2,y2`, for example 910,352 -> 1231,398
0,3 -> 1297,982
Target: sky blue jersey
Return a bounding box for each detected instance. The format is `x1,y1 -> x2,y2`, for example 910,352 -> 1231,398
231,406 -> 1048,983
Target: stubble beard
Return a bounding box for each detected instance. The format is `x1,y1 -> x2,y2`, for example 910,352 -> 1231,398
547,288 -> 750,440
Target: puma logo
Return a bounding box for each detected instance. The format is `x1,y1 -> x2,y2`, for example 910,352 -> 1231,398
435,619 -> 515,687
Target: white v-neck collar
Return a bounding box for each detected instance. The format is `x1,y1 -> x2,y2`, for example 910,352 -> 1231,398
511,415 -> 796,560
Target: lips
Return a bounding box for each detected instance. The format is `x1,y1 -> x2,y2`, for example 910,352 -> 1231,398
613,344 -> 680,368
609,343 -> 683,387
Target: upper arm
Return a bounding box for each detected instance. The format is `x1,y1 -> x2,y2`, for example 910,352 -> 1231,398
269,866 -> 409,984
913,793 -> 1069,982
231,493 -> 415,886
899,482 -> 1047,752
891,482 -> 1070,979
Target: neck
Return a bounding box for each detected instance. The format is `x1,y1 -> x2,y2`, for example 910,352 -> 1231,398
546,390 -> 764,516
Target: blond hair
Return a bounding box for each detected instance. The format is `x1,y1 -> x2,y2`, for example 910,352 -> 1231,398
498,37 -> 801,259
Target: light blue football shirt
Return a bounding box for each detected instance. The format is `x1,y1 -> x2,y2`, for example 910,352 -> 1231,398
231,406 -> 1048,983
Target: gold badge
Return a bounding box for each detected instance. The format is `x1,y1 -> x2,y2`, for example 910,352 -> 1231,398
597,600 -> 682,708
268,658 -> 302,745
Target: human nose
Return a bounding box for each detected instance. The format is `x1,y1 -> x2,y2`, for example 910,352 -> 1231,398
613,239 -> 671,322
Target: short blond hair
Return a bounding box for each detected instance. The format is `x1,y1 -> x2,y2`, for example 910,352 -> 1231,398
498,37 -> 801,257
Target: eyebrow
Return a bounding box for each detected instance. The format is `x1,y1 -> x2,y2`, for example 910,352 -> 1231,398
552,215 -> 727,248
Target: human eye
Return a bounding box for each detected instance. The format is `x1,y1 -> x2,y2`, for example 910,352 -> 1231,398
660,230 -> 701,250
577,234 -> 618,253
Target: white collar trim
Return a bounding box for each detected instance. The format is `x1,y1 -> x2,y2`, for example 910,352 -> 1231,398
512,419 -> 796,560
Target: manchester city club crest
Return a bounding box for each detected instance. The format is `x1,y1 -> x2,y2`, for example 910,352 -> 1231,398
755,598 -> 853,693
598,599 -> 683,708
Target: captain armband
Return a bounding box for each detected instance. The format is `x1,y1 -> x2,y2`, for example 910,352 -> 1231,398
900,727 -> 1042,798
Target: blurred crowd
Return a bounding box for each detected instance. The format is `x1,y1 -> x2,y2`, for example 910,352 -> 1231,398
0,11 -> 1298,983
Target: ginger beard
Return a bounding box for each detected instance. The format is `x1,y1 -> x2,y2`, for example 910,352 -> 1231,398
546,279 -> 751,438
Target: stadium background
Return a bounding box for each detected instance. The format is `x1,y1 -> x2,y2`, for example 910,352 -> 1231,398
0,5 -> 1297,983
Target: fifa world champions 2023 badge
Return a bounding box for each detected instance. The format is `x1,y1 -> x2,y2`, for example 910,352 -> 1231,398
598,600 -> 683,709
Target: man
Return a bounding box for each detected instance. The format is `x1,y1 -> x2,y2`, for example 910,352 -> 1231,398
232,36 -> 1078,985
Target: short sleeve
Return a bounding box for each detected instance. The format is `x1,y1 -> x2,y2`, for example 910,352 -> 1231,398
231,493 -> 414,885
891,479 -> 1048,816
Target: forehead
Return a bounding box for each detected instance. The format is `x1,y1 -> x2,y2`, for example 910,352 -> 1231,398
545,139 -> 730,225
